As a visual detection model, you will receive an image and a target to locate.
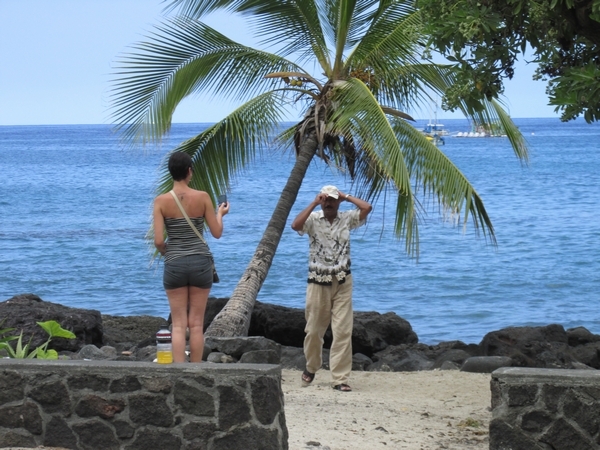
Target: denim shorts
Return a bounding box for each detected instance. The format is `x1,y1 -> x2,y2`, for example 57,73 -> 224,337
163,254 -> 213,290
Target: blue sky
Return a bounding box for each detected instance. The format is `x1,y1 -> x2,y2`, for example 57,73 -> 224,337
1,1 -> 559,126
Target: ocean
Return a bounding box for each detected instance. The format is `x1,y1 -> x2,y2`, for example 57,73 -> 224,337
1,118 -> 599,345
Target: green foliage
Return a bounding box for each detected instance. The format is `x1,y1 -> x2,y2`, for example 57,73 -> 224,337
549,63 -> 600,122
0,319 -> 18,347
417,0 -> 600,122
0,320 -> 76,360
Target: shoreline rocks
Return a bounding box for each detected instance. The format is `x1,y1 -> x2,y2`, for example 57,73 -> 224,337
2,294 -> 599,373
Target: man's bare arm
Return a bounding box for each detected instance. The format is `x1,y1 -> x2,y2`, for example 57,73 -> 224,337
338,191 -> 373,221
291,194 -> 326,231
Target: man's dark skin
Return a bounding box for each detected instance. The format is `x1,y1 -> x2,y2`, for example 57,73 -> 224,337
291,191 -> 372,230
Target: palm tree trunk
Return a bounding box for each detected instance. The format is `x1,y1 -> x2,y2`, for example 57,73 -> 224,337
205,132 -> 318,337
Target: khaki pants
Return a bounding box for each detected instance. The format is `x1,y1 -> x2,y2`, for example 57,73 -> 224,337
304,275 -> 353,386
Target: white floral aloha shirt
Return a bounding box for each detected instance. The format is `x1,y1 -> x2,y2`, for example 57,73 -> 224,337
297,209 -> 365,285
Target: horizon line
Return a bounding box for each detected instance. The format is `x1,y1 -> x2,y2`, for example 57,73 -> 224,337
0,116 -> 571,128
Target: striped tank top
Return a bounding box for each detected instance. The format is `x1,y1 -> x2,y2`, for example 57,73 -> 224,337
164,217 -> 212,263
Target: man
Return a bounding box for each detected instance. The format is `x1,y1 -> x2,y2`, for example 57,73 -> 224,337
291,185 -> 372,392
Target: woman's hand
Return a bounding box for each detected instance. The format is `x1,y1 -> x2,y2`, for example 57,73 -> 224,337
218,201 -> 230,216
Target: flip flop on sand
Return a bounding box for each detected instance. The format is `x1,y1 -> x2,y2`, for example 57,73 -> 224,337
333,383 -> 352,392
301,370 -> 315,386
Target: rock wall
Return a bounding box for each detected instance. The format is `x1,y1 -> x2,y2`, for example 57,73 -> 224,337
0,359 -> 287,450
490,367 -> 600,450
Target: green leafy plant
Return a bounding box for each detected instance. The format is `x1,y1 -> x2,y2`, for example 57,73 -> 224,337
0,319 -> 18,346
0,320 -> 76,359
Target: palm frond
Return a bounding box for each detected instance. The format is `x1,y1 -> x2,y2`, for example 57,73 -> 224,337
373,63 -> 453,113
328,78 -> 420,254
245,0 -> 331,70
155,90 -> 291,199
111,17 -> 301,145
409,64 -> 530,163
164,0 -> 242,17
383,61 -> 529,164
381,106 -> 415,121
346,2 -> 422,70
168,0 -> 332,73
344,0 -> 391,48
390,118 -> 497,245
489,98 -> 530,162
343,6 -> 448,112
274,122 -> 303,156
449,95 -> 529,163
328,0 -> 357,74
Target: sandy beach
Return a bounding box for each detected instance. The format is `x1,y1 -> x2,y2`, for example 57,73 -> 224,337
282,369 -> 492,450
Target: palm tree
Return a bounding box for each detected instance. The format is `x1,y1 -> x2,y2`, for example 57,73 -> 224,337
111,0 -> 529,337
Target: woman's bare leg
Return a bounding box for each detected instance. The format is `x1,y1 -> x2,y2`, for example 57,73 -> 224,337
188,286 -> 210,363
166,286 -> 190,363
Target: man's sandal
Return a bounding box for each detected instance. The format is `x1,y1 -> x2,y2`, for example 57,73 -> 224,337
333,383 -> 352,392
301,370 -> 315,386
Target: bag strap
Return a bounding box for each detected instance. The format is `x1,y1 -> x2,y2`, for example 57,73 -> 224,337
169,190 -> 207,245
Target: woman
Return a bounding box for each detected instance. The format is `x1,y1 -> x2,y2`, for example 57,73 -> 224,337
153,151 -> 229,363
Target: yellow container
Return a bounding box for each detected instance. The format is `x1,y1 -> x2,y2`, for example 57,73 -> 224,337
156,325 -> 173,364
156,349 -> 173,364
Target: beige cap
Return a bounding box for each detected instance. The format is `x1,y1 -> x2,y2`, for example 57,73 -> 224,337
320,185 -> 339,199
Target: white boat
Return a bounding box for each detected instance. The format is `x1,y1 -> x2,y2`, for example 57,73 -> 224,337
453,125 -> 506,138
422,123 -> 447,145
455,131 -> 488,138
423,122 -> 449,136
420,100 -> 449,145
